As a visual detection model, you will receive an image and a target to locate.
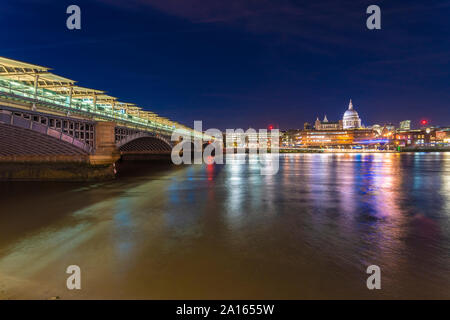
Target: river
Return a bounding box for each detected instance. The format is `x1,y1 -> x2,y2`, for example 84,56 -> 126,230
0,153 -> 449,299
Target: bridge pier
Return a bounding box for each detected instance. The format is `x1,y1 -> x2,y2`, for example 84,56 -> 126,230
89,121 -> 120,165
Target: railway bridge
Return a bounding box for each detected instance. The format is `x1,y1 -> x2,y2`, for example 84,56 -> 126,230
0,56 -> 207,167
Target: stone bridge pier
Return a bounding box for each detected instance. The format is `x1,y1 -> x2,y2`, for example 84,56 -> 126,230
90,121 -> 120,165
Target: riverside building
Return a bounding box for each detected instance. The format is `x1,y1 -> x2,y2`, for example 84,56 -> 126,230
395,127 -> 450,148
295,100 -> 382,149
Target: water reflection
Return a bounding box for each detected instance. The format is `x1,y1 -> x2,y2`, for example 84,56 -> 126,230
440,153 -> 450,216
0,153 -> 449,299
112,198 -> 136,264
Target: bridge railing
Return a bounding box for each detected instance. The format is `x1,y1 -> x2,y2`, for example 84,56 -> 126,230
0,78 -> 167,129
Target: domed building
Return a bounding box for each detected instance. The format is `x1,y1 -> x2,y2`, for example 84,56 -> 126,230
342,99 -> 362,129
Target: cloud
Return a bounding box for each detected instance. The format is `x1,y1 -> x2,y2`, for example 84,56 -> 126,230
102,0 -> 301,24
96,0 -> 450,56
97,0 -> 369,55
98,0 -> 359,34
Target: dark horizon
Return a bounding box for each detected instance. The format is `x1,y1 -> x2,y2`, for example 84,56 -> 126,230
1,0 -> 449,130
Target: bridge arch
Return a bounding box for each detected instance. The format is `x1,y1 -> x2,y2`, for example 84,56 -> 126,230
116,132 -> 172,149
118,133 -> 173,154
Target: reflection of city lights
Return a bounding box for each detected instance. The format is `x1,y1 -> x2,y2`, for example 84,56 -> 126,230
443,169 -> 450,215
205,155 -> 215,165
206,161 -> 214,180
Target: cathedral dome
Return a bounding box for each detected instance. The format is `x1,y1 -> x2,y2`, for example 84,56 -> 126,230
342,99 -> 362,129
343,108 -> 359,119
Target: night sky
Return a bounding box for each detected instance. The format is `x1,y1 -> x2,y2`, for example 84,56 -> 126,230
1,0 -> 449,130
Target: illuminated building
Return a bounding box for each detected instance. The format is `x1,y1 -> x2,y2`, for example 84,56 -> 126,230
224,128 -> 278,149
298,129 -> 377,148
342,99 -> 362,129
396,127 -> 450,148
369,124 -> 382,135
281,129 -> 301,148
314,115 -> 343,130
314,99 -> 363,131
295,99 -> 382,148
396,128 -> 434,147
385,123 -> 396,131
435,129 -> 450,145
282,99 -> 390,148
399,120 -> 411,130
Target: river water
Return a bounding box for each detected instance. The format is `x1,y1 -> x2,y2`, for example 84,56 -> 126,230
0,153 -> 449,299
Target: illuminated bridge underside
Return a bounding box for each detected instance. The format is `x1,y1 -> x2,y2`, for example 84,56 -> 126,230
0,123 -> 88,161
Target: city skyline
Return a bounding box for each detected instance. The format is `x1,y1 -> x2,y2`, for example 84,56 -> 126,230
1,0 -> 449,130
294,99 -> 435,131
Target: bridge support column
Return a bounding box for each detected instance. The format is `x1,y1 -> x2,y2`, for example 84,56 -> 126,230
89,121 -> 120,165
